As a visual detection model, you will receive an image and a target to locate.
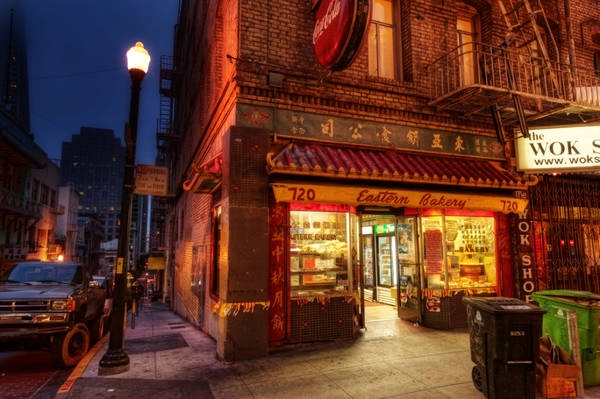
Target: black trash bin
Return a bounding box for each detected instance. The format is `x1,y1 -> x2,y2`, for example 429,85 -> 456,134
463,296 -> 546,399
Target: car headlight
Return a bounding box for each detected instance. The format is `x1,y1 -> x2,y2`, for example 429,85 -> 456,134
51,299 -> 76,311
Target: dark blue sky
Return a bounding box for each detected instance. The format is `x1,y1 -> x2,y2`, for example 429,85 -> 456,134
14,1 -> 179,165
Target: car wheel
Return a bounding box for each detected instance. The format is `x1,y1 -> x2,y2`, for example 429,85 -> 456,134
51,323 -> 90,368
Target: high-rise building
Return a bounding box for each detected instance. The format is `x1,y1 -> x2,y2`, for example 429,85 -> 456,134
0,4 -> 30,131
60,126 -> 125,242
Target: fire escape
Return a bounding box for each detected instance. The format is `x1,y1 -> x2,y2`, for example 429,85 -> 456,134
427,0 -> 600,144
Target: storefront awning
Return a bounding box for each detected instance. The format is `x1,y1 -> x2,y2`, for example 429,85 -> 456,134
266,141 -> 529,190
267,141 -> 530,213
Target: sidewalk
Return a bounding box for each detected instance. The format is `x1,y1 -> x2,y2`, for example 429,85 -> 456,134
55,300 -> 600,399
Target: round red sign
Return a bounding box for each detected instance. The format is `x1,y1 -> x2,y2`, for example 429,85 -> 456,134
313,0 -> 371,71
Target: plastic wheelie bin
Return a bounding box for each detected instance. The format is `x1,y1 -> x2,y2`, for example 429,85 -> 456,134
532,289 -> 600,387
463,296 -> 546,399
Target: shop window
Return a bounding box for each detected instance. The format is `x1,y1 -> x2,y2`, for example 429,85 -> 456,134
421,210 -> 497,291
210,205 -> 222,299
368,0 -> 399,80
289,203 -> 352,298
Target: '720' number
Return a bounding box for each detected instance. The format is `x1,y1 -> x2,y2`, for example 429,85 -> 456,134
500,200 -> 520,213
288,187 -> 316,201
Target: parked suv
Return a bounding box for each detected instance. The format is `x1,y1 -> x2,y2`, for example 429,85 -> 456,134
0,261 -> 109,367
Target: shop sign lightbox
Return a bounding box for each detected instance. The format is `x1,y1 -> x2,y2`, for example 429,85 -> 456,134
271,183 -> 528,214
312,0 -> 371,71
515,124 -> 600,173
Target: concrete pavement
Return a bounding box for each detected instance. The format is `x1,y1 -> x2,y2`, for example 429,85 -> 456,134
54,299 -> 600,399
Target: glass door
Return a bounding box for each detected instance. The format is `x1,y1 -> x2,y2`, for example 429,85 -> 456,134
377,235 -> 395,287
396,216 -> 421,322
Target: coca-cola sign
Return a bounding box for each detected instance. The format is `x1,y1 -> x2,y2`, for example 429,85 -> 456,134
313,0 -> 371,71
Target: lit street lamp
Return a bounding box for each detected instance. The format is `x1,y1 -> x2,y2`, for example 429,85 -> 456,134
99,42 -> 150,375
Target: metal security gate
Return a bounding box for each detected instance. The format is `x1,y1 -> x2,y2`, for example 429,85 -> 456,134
529,176 -> 600,294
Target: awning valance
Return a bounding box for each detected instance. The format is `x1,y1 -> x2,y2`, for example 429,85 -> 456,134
266,141 -> 530,190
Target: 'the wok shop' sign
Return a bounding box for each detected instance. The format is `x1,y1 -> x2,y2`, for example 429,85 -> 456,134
516,124 -> 600,173
312,0 -> 371,71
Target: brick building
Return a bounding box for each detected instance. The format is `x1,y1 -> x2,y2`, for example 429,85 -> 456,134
159,0 -> 600,362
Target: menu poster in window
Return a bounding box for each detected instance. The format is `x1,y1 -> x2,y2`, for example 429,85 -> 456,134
397,223 -> 413,255
425,230 -> 443,274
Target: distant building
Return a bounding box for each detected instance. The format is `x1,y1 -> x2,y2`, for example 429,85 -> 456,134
28,158 -> 63,261
76,213 -> 104,274
56,183 -> 80,262
0,5 -> 54,269
0,4 -> 30,131
60,126 -> 125,242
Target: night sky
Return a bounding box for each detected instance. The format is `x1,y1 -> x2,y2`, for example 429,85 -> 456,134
8,1 -> 179,165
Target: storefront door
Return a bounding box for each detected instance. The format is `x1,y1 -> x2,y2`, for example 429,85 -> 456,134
359,214 -> 421,324
376,234 -> 397,303
396,216 -> 421,323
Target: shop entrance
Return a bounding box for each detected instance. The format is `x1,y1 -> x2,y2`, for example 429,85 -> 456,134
359,213 -> 421,325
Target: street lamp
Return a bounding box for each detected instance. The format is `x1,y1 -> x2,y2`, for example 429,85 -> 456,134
99,42 -> 150,375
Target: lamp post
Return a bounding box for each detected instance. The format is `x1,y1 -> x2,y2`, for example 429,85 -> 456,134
99,42 -> 150,375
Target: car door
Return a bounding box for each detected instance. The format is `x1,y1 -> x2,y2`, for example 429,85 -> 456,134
81,268 -> 105,320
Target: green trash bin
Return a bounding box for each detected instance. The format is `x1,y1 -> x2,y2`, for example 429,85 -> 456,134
532,289 -> 600,387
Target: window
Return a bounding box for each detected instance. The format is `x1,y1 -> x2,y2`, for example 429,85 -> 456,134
40,184 -> 49,205
368,0 -> 397,79
456,3 -> 480,86
210,206 -> 222,298
50,190 -> 57,208
31,179 -> 39,201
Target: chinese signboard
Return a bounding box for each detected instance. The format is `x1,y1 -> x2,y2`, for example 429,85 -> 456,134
237,104 -> 506,159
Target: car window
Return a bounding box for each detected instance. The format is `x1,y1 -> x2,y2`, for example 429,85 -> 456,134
1,262 -> 82,284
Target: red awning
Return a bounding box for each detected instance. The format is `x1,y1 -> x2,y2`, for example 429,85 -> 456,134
182,156 -> 222,193
266,141 -> 529,190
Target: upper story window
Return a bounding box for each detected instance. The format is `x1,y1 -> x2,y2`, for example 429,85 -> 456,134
456,3 -> 480,86
50,189 -> 57,208
368,0 -> 398,80
40,184 -> 49,205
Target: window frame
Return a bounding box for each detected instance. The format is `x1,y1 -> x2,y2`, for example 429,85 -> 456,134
210,205 -> 222,299
368,0 -> 401,80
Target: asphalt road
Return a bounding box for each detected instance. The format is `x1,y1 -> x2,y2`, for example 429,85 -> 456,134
0,350 -> 72,399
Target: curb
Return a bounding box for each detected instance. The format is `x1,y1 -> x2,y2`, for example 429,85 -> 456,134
55,333 -> 109,396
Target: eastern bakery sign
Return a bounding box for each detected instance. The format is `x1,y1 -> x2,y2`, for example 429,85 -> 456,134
272,183 -> 529,214
312,0 -> 371,70
516,124 -> 600,173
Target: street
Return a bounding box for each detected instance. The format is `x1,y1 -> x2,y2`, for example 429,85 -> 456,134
0,350 -> 73,399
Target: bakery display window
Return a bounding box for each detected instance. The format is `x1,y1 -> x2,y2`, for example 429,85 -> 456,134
290,204 -> 351,298
422,210 -> 497,292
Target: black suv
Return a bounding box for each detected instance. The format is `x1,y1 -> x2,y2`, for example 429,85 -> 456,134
0,261 -> 110,367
